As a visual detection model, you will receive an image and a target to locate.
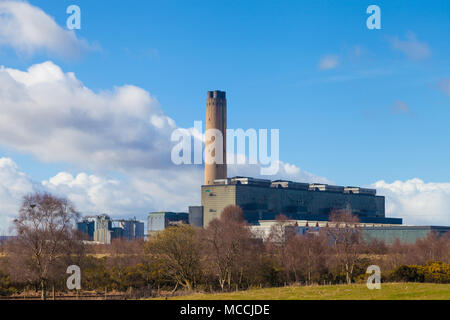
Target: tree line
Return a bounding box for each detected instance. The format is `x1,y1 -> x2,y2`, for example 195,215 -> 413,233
0,193 -> 449,299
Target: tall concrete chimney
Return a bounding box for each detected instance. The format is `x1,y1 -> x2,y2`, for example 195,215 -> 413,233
205,90 -> 227,185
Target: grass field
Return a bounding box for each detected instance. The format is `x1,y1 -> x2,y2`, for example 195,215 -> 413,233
158,283 -> 450,300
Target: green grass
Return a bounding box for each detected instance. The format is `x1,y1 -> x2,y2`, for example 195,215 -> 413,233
156,283 -> 450,300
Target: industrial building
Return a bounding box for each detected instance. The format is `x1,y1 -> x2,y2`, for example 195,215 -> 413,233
147,212 -> 189,236
202,176 -> 400,227
76,215 -> 145,244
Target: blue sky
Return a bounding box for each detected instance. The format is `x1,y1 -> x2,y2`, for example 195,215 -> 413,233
0,0 -> 449,230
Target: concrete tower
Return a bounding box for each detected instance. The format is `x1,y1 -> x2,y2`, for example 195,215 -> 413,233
205,90 -> 227,185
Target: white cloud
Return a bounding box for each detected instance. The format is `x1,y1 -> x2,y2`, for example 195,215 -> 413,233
390,33 -> 431,61
127,167 -> 201,213
0,0 -> 93,57
0,61 -> 200,231
318,55 -> 339,70
42,170 -> 199,217
0,61 -> 177,172
371,179 -> 450,226
43,172 -> 132,215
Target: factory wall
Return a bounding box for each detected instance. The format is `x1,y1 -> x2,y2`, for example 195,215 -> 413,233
202,184 -> 387,227
202,185 -> 237,226
250,222 -> 449,244
361,226 -> 450,244
188,206 -> 204,228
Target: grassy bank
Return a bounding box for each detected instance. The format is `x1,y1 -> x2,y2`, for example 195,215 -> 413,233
155,283 -> 450,300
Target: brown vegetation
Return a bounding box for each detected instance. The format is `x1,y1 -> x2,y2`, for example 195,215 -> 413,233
0,201 -> 449,299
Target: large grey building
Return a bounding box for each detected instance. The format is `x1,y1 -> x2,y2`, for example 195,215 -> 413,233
202,177 -> 401,227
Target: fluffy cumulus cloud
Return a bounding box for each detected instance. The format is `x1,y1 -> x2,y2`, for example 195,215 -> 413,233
390,32 -> 431,61
0,60 -> 198,230
0,0 -> 93,57
318,55 -> 339,70
0,61 -> 177,172
42,172 -> 143,216
42,168 -> 201,217
372,179 -> 450,226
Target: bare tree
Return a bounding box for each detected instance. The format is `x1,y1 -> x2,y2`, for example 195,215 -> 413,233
326,210 -> 361,284
8,193 -> 81,300
285,232 -> 329,285
264,214 -> 298,284
386,232 -> 450,268
414,232 -> 449,264
266,214 -> 296,244
201,205 -> 255,291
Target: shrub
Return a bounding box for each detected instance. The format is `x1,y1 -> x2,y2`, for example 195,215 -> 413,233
422,261 -> 450,283
390,265 -> 424,282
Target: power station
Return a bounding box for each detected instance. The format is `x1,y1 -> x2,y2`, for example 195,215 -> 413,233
193,90 -> 448,243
